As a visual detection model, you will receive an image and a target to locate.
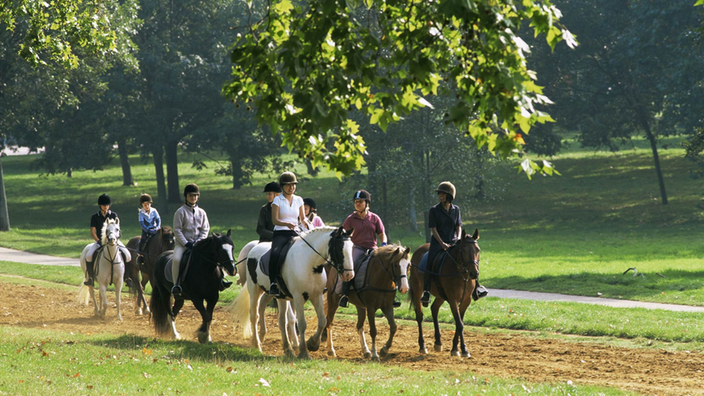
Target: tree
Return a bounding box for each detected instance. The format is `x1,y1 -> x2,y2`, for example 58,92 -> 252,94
528,0 -> 704,205
0,0 -> 139,231
224,0 -> 573,177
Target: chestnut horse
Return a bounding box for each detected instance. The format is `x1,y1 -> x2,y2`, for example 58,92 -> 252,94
409,229 -> 480,358
323,244 -> 411,361
125,226 -> 175,315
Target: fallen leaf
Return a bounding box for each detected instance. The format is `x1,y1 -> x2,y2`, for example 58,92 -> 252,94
258,378 -> 270,387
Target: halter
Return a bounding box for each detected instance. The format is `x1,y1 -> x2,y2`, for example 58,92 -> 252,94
363,250 -> 407,293
415,238 -> 479,279
295,229 -> 353,276
188,236 -> 236,276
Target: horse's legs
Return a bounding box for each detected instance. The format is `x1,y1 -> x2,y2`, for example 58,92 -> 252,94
410,269 -> 428,354
324,288 -> 340,357
192,298 -> 214,344
286,302 -> 299,350
258,294 -> 272,343
305,293 -> 326,354
447,299 -> 464,357
379,305 -> 397,358
356,306 -> 371,359
458,297 -> 472,358
114,278 -> 123,321
277,300 -> 295,358
249,288 -> 264,351
367,306 -> 380,361
89,285 -> 99,317
99,283 -> 108,318
431,297 -> 445,352
292,295 -> 310,359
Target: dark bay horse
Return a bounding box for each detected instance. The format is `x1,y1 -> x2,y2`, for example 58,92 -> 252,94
409,229 -> 480,358
322,244 -> 411,360
125,226 -> 175,315
150,230 -> 236,343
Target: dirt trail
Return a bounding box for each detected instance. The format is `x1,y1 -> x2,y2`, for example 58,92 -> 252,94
1,281 -> 703,395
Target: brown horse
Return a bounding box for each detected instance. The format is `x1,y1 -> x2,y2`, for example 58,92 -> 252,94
409,229 -> 479,358
323,244 -> 411,361
125,226 -> 174,315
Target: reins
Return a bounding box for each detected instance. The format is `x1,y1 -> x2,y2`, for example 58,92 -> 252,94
295,229 -> 353,276
411,238 -> 479,279
359,252 -> 406,293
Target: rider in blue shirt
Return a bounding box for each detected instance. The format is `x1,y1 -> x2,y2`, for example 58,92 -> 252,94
137,193 -> 161,265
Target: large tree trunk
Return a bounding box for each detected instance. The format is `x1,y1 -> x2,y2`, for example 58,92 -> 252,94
0,161 -> 10,231
639,114 -> 668,205
165,140 -> 180,204
230,158 -> 244,189
117,138 -> 134,186
153,146 -> 169,214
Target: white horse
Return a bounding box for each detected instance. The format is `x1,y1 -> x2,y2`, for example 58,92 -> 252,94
77,218 -> 126,320
230,226 -> 355,359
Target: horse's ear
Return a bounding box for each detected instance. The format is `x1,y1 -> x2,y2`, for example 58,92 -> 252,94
345,227 -> 354,238
472,228 -> 479,240
226,229 -> 231,237
404,246 -> 411,255
116,218 -> 120,226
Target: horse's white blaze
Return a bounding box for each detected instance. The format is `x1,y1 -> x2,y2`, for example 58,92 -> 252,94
340,241 -> 355,282
222,243 -> 235,275
398,258 -> 410,294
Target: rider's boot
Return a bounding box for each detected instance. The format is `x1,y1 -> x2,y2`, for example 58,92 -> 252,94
137,255 -> 145,267
473,282 -> 489,301
171,284 -> 183,298
219,278 -> 233,291
420,272 -> 432,307
269,282 -> 280,297
84,261 -> 95,286
338,281 -> 351,308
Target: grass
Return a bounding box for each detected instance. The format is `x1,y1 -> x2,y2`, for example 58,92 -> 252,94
0,326 -> 633,395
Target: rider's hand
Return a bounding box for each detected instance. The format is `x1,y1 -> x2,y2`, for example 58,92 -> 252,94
287,222 -> 297,230
185,241 -> 194,249
442,242 -> 450,250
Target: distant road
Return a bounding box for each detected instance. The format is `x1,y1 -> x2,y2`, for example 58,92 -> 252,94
1,146 -> 44,156
2,246 -> 704,313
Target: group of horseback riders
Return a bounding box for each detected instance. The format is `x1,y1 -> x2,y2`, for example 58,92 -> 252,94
83,171 -> 488,305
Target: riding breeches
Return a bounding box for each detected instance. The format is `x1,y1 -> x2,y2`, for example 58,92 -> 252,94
269,230 -> 297,282
173,244 -> 186,285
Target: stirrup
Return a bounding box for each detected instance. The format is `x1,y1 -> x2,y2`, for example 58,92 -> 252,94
83,277 -> 94,286
171,284 -> 183,297
393,298 -> 401,308
473,285 -> 489,301
220,279 -> 233,291
420,291 -> 431,307
269,283 -> 280,297
137,255 -> 145,266
338,295 -> 349,308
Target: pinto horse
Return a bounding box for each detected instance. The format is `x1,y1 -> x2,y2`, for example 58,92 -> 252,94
78,218 -> 126,320
322,244 -> 411,361
125,227 -> 175,315
150,231 -> 236,343
409,229 -> 480,358
229,226 -> 354,359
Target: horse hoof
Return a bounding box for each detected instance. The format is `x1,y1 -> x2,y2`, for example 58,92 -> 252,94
462,352 -> 470,359
135,308 -> 143,316
298,352 -> 312,360
363,351 -> 372,359
327,350 -> 337,358
451,350 -> 460,357
379,347 -> 389,357
372,355 -> 380,362
285,349 -> 296,359
306,339 -> 321,352
419,347 -> 428,355
434,344 -> 443,352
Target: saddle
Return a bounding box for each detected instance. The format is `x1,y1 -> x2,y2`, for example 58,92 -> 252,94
163,248 -> 193,286
249,239 -> 295,298
334,250 -> 373,294
419,251 -> 448,275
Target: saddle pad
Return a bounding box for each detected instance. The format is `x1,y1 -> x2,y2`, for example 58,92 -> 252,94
419,251 -> 447,274
163,251 -> 189,285
258,239 -> 295,277
334,253 -> 373,294
163,257 -> 174,283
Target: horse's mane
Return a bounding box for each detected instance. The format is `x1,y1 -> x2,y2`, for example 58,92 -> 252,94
100,218 -> 119,245
374,244 -> 408,263
161,225 -> 173,235
297,226 -> 338,239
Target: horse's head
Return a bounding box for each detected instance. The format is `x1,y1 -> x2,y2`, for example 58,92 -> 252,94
328,226 -> 355,282
160,226 -> 175,250
454,228 -> 480,278
376,244 -> 411,294
102,218 -> 121,246
211,229 -> 236,277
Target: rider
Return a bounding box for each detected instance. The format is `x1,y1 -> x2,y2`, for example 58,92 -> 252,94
269,171 -> 309,297
137,193 -> 161,266
420,181 -> 488,306
303,197 -> 325,229
256,181 -> 281,242
339,190 -> 387,308
84,194 -> 131,286
172,183 -> 231,297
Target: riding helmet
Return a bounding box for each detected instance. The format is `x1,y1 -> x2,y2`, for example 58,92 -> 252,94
139,193 -> 153,205
352,190 -> 371,204
303,197 -> 317,210
98,193 -> 111,206
183,183 -> 200,197
263,181 -> 282,193
279,171 -> 298,185
435,181 -> 456,201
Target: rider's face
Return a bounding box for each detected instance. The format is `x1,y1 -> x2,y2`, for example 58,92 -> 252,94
354,199 -> 367,212
186,193 -> 200,205
438,192 -> 448,204
282,183 -> 296,195
141,202 -> 152,211
100,204 -> 110,213
265,191 -> 278,203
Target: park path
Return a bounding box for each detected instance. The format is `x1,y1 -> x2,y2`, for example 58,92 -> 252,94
2,246 -> 704,313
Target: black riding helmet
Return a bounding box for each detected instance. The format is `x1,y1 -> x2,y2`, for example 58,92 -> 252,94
303,197 -> 317,211
263,182 -> 282,193
183,183 -> 200,197
98,193 -> 111,206
352,190 -> 371,205
139,193 -> 153,205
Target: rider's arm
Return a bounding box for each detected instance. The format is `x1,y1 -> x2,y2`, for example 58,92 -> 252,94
91,227 -> 100,243
298,204 -> 310,230
256,206 -> 274,240
431,227 -> 450,250
173,210 -> 188,246
139,211 -> 151,232
153,209 -> 162,231
271,201 -> 295,229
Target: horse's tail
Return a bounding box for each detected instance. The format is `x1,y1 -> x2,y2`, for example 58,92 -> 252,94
228,285 -> 253,339
236,240 -> 257,286
149,277 -> 173,337
77,284 -> 91,305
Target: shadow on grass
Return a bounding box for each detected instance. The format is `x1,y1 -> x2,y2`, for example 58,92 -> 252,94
488,269 -> 704,301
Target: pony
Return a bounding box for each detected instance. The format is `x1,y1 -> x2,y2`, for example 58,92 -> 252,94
125,226 -> 175,315
408,229 -> 480,358
229,226 -> 354,359
322,244 -> 411,361
149,230 -> 236,343
78,218 -> 125,320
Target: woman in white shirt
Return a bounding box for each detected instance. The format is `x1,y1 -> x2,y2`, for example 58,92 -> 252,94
269,171 -> 310,297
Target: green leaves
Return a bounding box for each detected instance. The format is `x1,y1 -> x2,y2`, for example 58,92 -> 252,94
224,0 -> 573,176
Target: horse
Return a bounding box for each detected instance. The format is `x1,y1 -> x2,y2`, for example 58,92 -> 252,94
149,230 -> 236,343
322,244 -> 411,361
77,218 -> 126,320
125,226 -> 175,315
229,226 -> 354,359
408,229 -> 480,358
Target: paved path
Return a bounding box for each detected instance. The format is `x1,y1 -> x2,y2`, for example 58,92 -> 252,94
2,247 -> 704,313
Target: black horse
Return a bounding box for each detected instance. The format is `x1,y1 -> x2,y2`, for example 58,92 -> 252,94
150,230 -> 236,343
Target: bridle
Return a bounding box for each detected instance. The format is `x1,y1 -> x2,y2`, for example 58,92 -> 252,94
296,229 -> 353,276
